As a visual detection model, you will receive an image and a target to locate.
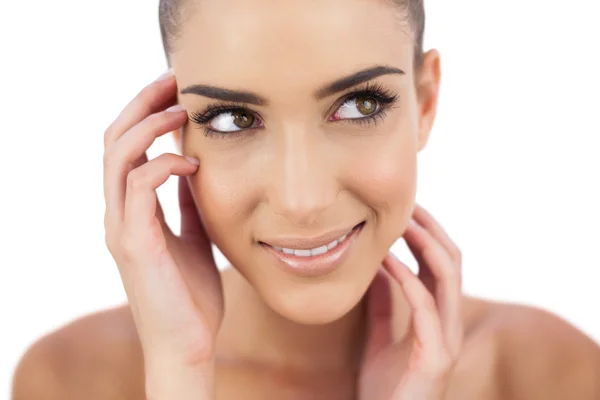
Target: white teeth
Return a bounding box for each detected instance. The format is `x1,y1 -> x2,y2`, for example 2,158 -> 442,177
311,245 -> 328,256
275,229 -> 354,257
294,249 -> 312,257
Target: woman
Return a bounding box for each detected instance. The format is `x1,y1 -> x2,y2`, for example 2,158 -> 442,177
12,0 -> 600,399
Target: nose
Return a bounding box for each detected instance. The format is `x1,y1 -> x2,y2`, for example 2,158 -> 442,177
267,126 -> 337,226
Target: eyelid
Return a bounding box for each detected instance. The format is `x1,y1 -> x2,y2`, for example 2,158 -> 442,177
192,81 -> 393,121
189,101 -> 262,124
324,81 -> 398,119
188,102 -> 265,138
190,82 -> 398,136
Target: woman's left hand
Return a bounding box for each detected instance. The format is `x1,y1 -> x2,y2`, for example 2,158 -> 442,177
358,204 -> 464,400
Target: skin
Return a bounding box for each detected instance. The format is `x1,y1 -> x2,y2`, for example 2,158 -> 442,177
11,0 -> 600,399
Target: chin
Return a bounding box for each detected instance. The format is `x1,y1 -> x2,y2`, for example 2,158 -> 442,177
274,285 -> 364,325
252,256 -> 380,325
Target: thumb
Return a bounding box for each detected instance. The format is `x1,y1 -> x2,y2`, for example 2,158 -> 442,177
363,268 -> 394,361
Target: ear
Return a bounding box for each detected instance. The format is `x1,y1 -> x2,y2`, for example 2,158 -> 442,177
415,49 -> 442,153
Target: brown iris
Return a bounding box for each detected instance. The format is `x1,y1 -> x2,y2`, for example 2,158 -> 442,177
355,96 -> 378,115
232,110 -> 254,129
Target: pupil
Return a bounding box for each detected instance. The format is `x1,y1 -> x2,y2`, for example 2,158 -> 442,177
357,97 -> 376,115
233,111 -> 253,128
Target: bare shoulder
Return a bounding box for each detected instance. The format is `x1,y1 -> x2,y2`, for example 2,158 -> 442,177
11,268 -> 239,400
11,305 -> 145,400
461,297 -> 600,400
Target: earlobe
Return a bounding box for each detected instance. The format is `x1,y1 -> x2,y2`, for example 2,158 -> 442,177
416,49 -> 442,152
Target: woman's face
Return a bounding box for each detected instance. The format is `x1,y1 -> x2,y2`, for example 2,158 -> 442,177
170,0 -> 440,324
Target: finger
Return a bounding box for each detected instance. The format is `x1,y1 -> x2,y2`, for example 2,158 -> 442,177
131,153 -> 168,228
103,70 -> 177,150
413,204 -> 462,266
103,107 -> 187,225
403,222 -> 463,357
383,254 -> 446,362
179,175 -> 211,248
122,153 -> 199,257
363,269 -> 394,360
119,153 -> 217,354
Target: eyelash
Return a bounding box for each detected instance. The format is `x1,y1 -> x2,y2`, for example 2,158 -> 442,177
188,82 -> 399,139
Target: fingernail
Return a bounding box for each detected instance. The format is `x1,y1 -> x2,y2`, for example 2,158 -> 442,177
185,156 -> 200,165
156,68 -> 174,81
166,104 -> 184,113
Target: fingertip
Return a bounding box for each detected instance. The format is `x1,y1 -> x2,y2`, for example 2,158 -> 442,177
156,68 -> 175,81
185,156 -> 200,166
383,252 -> 404,269
382,252 -> 395,264
405,219 -> 421,234
383,252 -> 416,282
381,252 -> 395,270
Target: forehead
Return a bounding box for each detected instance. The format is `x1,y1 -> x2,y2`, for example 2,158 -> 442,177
171,0 -> 413,94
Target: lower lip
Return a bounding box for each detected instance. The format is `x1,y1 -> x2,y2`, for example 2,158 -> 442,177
261,223 -> 364,278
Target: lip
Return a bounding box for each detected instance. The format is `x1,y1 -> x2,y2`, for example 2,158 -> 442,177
260,222 -> 365,278
261,223 -> 362,250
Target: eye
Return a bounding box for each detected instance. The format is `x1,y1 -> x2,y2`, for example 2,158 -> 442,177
332,95 -> 381,120
210,110 -> 259,133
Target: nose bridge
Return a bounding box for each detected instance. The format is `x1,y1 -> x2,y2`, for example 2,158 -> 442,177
269,123 -> 335,224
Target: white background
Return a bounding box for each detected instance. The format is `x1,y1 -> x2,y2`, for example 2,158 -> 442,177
1,0 -> 599,397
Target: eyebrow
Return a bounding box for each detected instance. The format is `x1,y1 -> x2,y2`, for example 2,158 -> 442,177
179,65 -> 405,105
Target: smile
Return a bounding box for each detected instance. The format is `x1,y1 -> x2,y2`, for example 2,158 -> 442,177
272,229 -> 353,257
260,222 -> 365,277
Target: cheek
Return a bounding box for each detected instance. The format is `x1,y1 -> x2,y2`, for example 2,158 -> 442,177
183,130 -> 262,239
189,161 -> 257,248
344,122 -> 418,242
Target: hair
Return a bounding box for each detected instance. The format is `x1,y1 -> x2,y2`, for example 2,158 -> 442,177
159,0 -> 425,68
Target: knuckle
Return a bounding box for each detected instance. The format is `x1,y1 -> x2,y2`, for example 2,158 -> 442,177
104,221 -> 113,243
104,232 -> 117,255
436,355 -> 454,379
104,233 -> 125,263
103,225 -> 123,256
103,145 -> 118,167
420,354 -> 451,380
103,218 -> 114,245
103,212 -> 111,230
127,168 -> 149,191
415,358 -> 438,379
103,126 -> 114,148
120,233 -> 139,259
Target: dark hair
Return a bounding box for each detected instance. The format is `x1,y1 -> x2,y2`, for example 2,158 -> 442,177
159,0 -> 425,68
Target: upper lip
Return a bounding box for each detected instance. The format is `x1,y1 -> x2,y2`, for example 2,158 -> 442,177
260,222 -> 363,250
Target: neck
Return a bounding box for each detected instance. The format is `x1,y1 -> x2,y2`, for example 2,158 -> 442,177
217,268 -> 369,374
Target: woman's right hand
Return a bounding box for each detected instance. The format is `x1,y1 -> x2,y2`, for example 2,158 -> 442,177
102,69 -> 223,400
